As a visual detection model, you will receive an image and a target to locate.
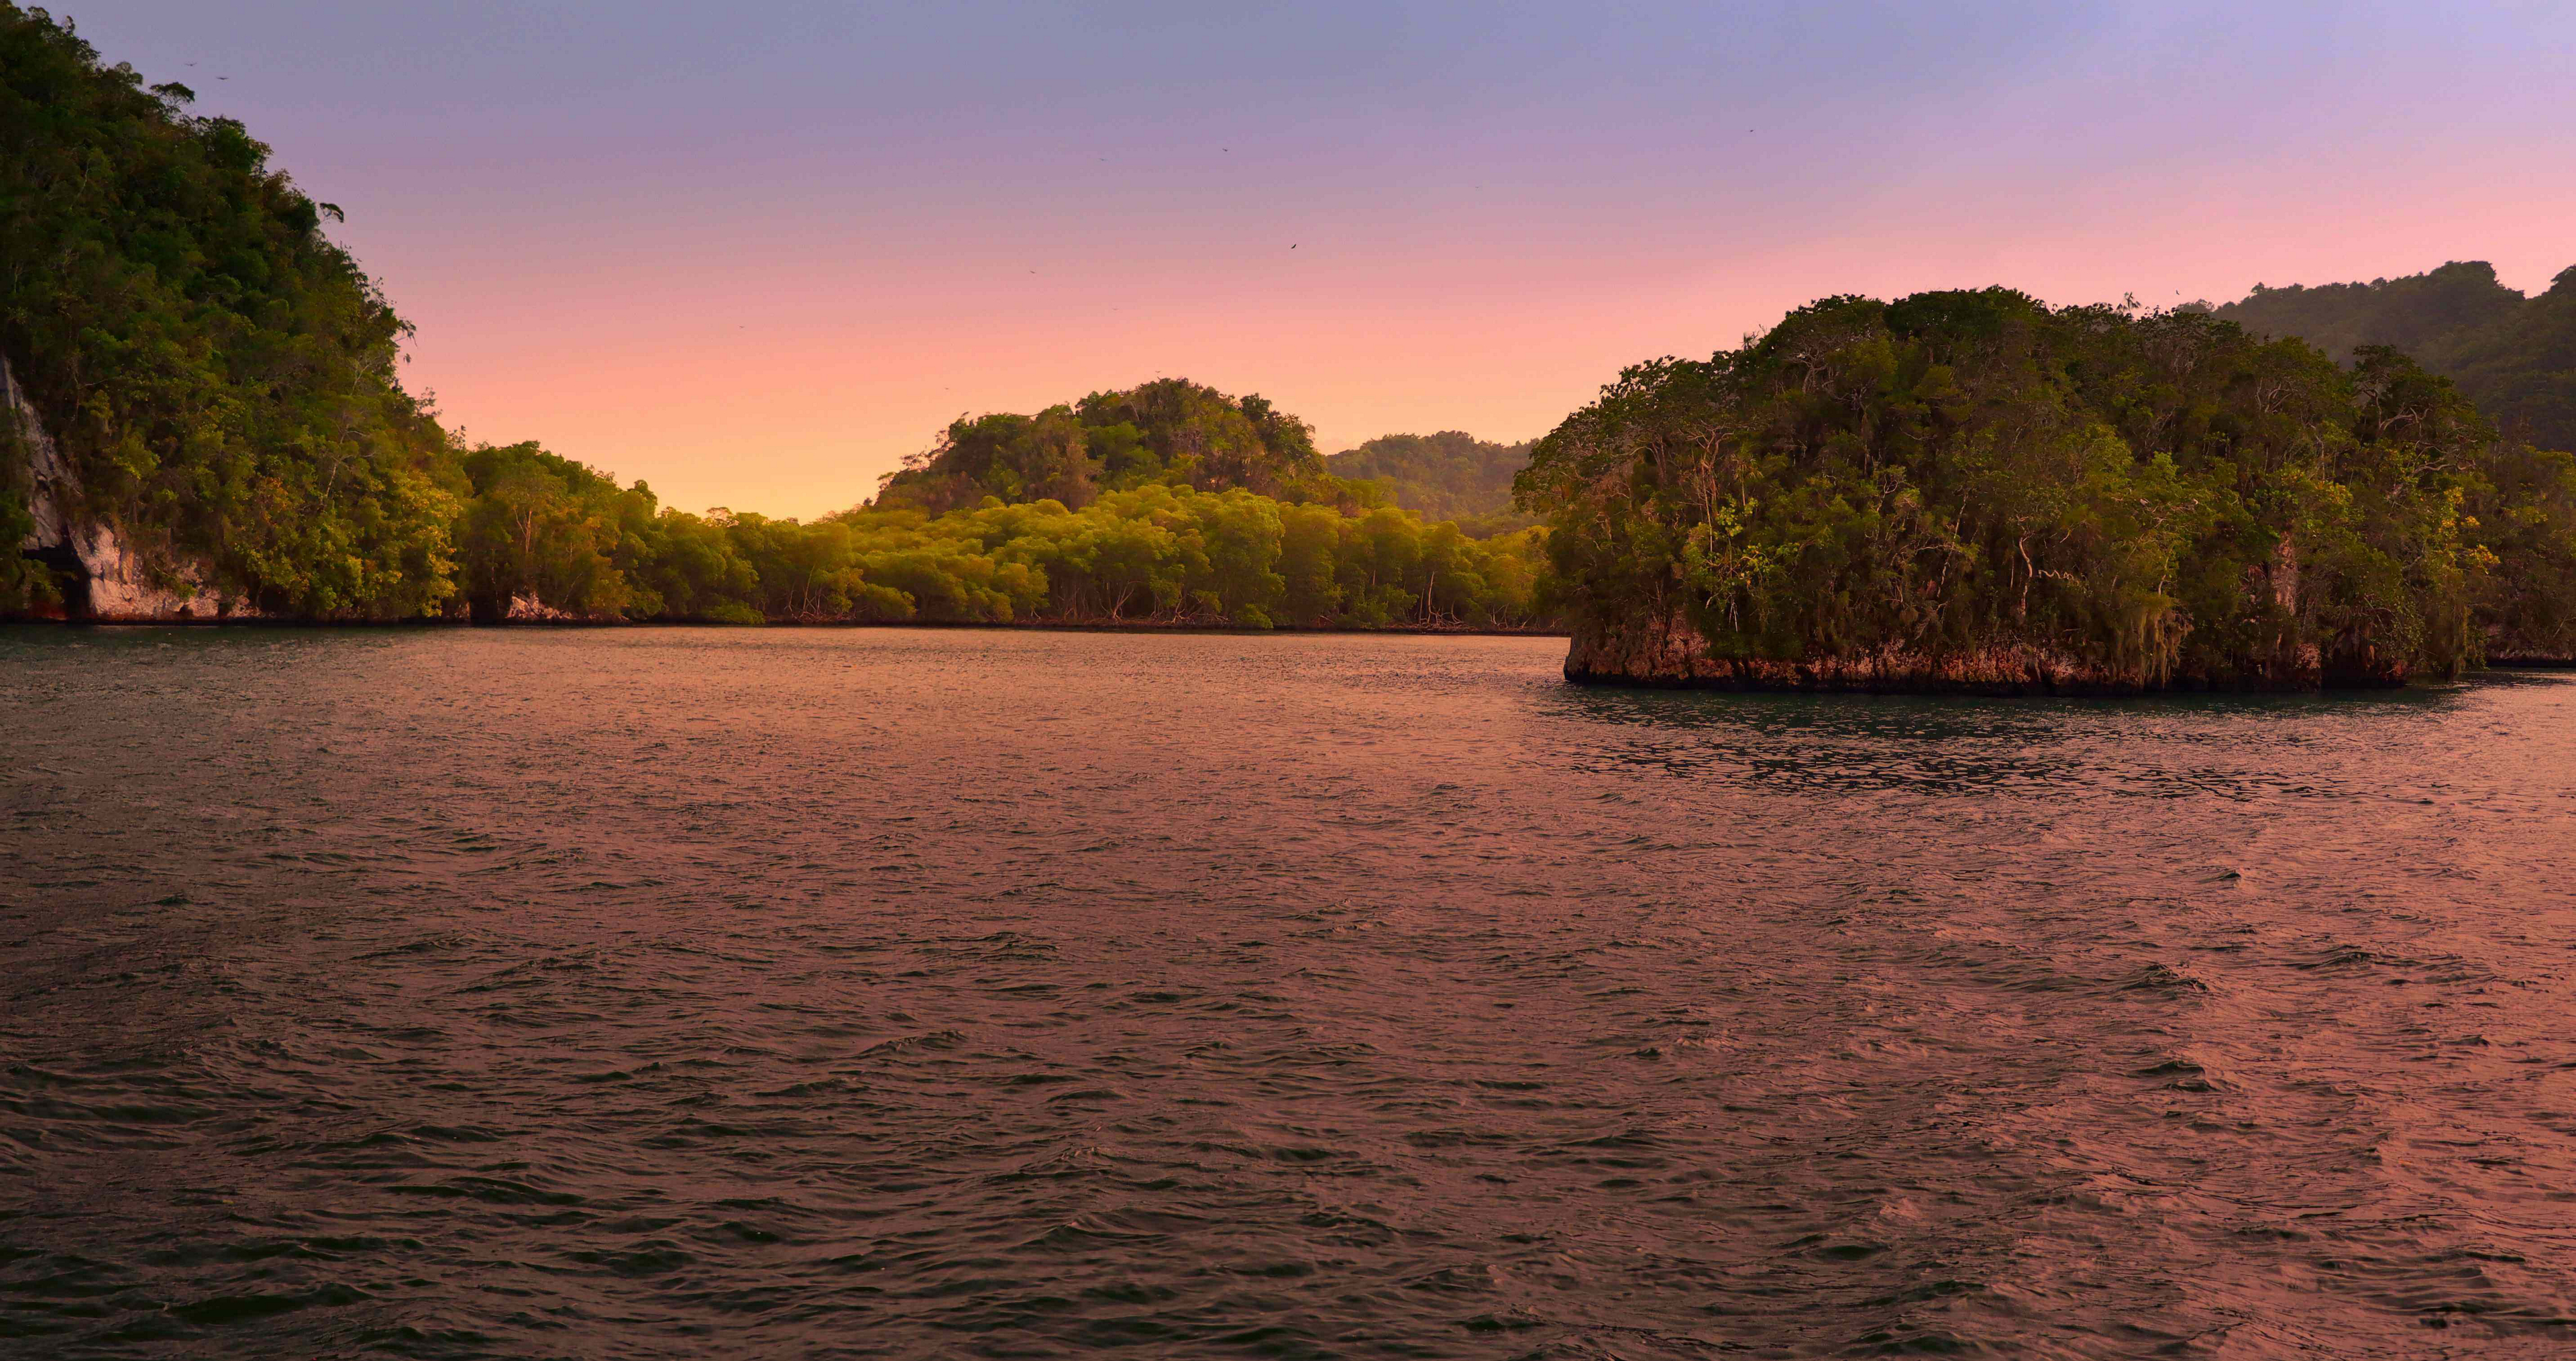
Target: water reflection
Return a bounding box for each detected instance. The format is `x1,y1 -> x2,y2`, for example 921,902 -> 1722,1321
1538,677 -> 2465,800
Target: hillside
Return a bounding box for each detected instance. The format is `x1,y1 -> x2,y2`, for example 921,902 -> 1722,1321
2214,262 -> 2576,452
1,3 -> 457,619
873,379 -> 1334,514
1325,431 -> 1534,532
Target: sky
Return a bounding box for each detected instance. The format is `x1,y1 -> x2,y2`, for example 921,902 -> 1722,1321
57,1 -> 2576,519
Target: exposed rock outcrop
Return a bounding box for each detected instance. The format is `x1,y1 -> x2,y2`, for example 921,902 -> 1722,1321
500,594 -> 616,624
1564,607 -> 2391,694
448,589 -> 623,624
5,350 -> 280,623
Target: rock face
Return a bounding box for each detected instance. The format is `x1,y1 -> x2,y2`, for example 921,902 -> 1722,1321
453,592 -> 619,624
500,594 -> 612,624
5,350 -> 280,623
1564,607 -> 2387,694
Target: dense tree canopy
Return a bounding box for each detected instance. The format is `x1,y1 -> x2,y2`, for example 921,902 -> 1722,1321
444,452 -> 1552,631
2216,262 -> 2576,454
1519,289 -> 2576,686
1326,431 -> 1534,534
0,3 -> 457,616
875,378 -> 1342,514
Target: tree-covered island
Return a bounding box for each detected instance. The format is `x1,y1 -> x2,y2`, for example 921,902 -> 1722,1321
1519,289 -> 2576,690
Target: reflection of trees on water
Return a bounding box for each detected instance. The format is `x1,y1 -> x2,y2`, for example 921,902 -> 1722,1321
1534,682 -> 2463,800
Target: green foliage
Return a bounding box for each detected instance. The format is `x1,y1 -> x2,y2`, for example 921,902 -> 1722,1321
830,482 -> 1551,629
2215,261 -> 2576,454
1325,431 -> 1534,531
0,461 -> 40,605
875,378 -> 1364,512
1521,288 -> 2576,683
2461,441 -> 2576,659
1,3 -> 456,616
2435,267 -> 2576,456
2212,262 -> 2524,364
811,384 -> 1550,629
439,452 -> 1552,629
453,441 -> 649,619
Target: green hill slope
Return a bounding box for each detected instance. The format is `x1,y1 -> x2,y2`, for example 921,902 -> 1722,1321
1324,431 -> 1533,534
2,3 -> 457,618
2214,262 -> 2576,453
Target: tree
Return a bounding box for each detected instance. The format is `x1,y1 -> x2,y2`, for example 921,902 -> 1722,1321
1521,288 -> 2561,688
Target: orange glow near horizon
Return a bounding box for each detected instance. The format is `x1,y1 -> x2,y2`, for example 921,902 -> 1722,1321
390,168 -> 2576,521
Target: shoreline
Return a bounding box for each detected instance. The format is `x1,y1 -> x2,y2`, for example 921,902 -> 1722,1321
1557,614 -> 2576,692
8,615 -> 2567,677
0,613 -> 1570,640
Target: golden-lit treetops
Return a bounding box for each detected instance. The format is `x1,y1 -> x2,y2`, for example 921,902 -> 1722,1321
445,437 -> 1552,629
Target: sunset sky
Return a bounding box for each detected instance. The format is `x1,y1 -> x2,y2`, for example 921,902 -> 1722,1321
68,1 -> 2576,519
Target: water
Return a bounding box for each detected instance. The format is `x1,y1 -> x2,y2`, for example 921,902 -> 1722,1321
4,627 -> 2574,1359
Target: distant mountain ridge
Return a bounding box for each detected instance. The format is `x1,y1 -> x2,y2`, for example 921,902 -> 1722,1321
2213,261 -> 2576,452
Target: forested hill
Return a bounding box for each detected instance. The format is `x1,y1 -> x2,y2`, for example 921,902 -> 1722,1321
1,3 -> 456,618
1523,288 -> 2576,692
1325,431 -> 1533,529
873,380 -> 1331,512
2213,262 -> 2576,453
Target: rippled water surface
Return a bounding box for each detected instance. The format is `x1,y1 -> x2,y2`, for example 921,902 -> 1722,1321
5,627 -> 2575,1359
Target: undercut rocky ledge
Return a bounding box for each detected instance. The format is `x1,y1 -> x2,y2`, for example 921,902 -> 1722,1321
7,351 -> 281,624
1563,610 -> 2410,695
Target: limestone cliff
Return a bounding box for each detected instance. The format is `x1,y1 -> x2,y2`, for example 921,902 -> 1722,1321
5,350 -> 280,622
